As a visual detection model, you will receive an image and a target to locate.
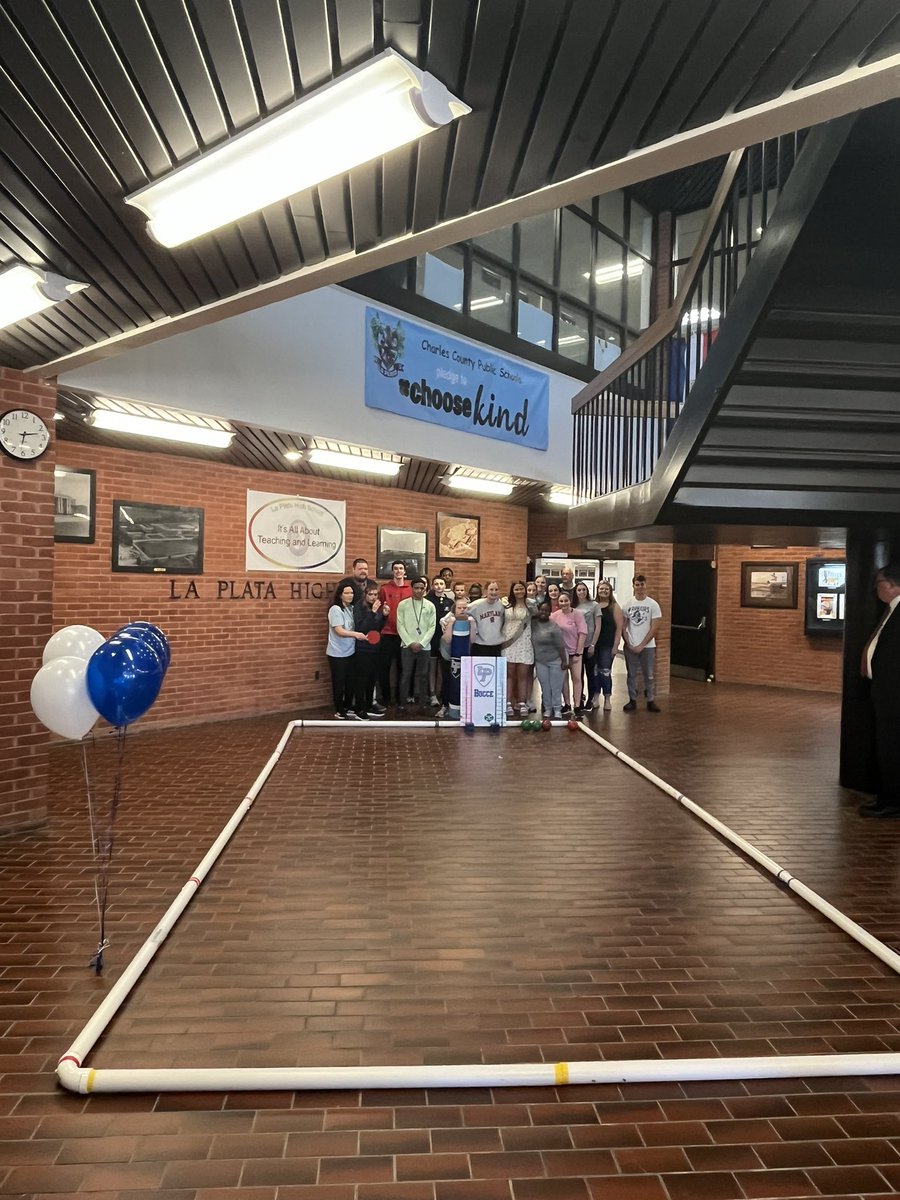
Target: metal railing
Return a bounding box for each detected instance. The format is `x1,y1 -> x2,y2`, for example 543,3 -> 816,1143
571,133 -> 805,503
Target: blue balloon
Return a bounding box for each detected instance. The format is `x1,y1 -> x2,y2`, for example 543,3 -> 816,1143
115,622 -> 171,670
87,633 -> 165,726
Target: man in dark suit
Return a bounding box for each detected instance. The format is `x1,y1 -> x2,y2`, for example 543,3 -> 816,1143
861,562 -> 900,818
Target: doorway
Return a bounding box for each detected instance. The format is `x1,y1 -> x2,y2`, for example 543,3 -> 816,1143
671,559 -> 715,681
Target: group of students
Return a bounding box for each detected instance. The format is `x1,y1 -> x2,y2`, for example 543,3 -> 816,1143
325,558 -> 659,722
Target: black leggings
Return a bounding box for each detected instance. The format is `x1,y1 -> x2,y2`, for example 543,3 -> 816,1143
328,655 -> 355,714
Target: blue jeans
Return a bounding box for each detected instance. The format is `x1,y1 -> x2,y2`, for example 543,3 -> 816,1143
592,645 -> 614,696
625,646 -> 656,702
535,660 -> 564,717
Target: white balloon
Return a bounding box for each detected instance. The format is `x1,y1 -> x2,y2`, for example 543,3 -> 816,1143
30,656 -> 100,740
42,625 -> 106,665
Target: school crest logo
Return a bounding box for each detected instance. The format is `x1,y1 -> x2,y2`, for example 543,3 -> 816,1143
474,662 -> 494,687
370,312 -> 405,378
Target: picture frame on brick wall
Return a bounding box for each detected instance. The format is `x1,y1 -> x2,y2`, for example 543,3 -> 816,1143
111,499 -> 204,574
376,527 -> 428,581
740,561 -> 798,609
54,466 -> 95,544
435,512 -> 480,563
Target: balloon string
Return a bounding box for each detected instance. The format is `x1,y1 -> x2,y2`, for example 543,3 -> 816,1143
80,737 -> 103,935
89,724 -> 129,974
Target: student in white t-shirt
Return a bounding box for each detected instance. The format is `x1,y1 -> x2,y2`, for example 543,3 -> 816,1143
468,581 -> 506,657
621,574 -> 663,713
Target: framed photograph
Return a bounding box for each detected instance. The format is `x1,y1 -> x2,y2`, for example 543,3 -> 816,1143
436,512 -> 481,563
111,500 -> 204,574
376,526 -> 428,580
804,556 -> 845,637
740,561 -> 798,609
54,466 -> 95,543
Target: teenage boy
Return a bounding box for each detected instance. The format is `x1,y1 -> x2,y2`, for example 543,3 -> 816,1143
426,576 -> 454,705
469,580 -> 506,657
439,566 -> 455,593
378,561 -> 412,705
354,584 -> 387,717
397,577 -> 436,711
622,574 -> 663,712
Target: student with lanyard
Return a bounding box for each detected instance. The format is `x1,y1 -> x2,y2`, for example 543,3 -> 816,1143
426,575 -> 454,706
397,577 -> 436,712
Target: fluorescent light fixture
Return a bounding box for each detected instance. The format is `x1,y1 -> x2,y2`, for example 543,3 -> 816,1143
558,334 -> 586,346
548,491 -> 575,506
446,476 -> 513,497
126,50 -> 470,247
584,257 -> 646,285
283,450 -> 303,462
91,409 -> 234,448
308,449 -> 400,476
54,412 -> 65,421
469,295 -> 504,310
681,306 -> 721,325
0,263 -> 86,331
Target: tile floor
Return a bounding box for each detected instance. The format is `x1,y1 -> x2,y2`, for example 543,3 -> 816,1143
2,678 -> 899,1199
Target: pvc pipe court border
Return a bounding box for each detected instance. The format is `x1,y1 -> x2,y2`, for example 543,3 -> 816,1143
57,719 -> 900,1094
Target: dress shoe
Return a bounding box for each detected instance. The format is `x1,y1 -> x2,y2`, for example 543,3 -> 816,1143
623,700 -> 636,712
861,804 -> 900,819
647,701 -> 661,713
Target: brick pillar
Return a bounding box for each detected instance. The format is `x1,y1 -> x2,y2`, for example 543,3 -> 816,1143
634,543 -> 673,697
0,368 -> 57,834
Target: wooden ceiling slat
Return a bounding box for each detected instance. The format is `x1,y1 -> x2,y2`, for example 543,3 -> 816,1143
139,0 -> 230,148
797,0 -> 897,86
380,143 -> 416,242
736,3 -> 862,111
190,0 -> 262,130
513,0 -> 614,197
348,161 -> 381,253
289,189 -> 327,264
333,0 -> 376,68
317,178 -> 353,256
683,3 -> 805,131
592,0 -> 717,166
208,225 -> 264,291
93,0 -> 199,163
236,0 -> 297,114
260,205 -> 304,275
233,212 -> 282,283
638,0 -> 767,148
475,0 -> 568,210
551,0 -> 667,184
442,0 -> 520,222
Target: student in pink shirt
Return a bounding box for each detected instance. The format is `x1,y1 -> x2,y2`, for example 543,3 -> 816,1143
550,591 -> 587,716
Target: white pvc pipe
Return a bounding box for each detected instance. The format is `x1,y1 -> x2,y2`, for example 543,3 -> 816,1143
578,723 -> 900,975
56,718 -> 900,1095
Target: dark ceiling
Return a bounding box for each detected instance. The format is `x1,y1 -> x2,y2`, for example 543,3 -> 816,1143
2,0 -> 899,374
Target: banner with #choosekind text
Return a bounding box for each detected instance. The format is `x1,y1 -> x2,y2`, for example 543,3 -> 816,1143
363,307 -> 549,451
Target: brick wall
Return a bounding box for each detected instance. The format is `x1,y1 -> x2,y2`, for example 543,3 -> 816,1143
527,508 -> 584,561
53,443 -> 529,728
634,543 -> 673,697
714,545 -> 844,693
1,368 -> 57,834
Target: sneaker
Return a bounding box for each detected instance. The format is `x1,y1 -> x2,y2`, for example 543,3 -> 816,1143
334,711 -> 347,720
430,694 -> 439,706
506,704 -> 515,718
603,697 -> 612,711
574,706 -> 584,717
552,709 -> 562,719
353,711 -> 370,720
647,701 -> 661,713
623,700 -> 637,712
435,706 -> 447,718
518,703 -> 528,716
527,704 -> 537,713
561,706 -> 574,718
369,702 -> 386,715
583,700 -> 594,712
346,710 -> 363,720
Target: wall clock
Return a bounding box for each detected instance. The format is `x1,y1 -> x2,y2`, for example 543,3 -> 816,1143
0,409 -> 51,461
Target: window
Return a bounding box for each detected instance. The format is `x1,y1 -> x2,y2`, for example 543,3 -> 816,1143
472,225 -> 513,262
558,305 -> 589,363
593,321 -> 621,371
418,247 -> 464,310
470,259 -> 511,331
517,283 -> 553,349
630,201 -> 653,256
559,210 -> 591,304
519,211 -> 556,286
594,231 -> 625,322
626,258 -> 653,331
597,192 -> 625,237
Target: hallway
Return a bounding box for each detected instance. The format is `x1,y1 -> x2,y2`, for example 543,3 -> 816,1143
2,681 -> 899,1199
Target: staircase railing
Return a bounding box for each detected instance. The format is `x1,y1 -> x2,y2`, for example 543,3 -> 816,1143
571,132 -> 805,503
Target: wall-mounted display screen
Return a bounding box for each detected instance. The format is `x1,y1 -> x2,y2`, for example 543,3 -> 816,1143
805,557 -> 845,637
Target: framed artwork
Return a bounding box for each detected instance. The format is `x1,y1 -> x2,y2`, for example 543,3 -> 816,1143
436,512 -> 481,563
740,561 -> 798,609
376,526 -> 428,580
111,500 -> 204,574
805,556 -> 846,637
54,466 -> 95,543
